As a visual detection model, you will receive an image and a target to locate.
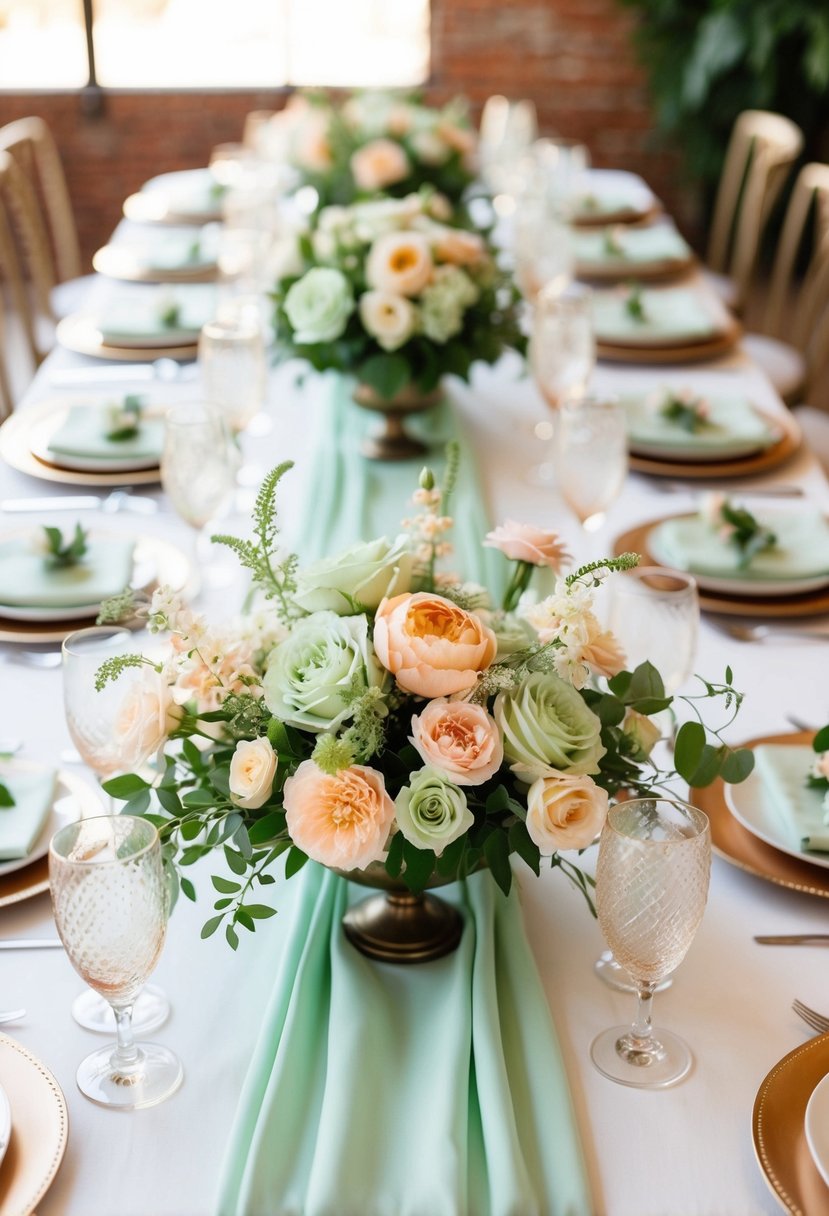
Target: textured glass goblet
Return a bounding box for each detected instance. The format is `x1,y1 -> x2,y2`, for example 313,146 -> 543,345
553,395 -> 627,546
50,815 -> 183,1109
590,799 -> 711,1088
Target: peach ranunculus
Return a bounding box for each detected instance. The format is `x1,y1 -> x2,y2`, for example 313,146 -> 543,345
526,773 -> 608,854
430,227 -> 486,267
283,760 -> 395,870
113,669 -> 183,773
373,592 -> 497,698
484,521 -> 572,571
351,139 -> 410,192
365,231 -> 433,297
410,699 -> 504,786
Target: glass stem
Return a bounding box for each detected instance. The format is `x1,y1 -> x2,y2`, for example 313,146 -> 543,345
630,981 -> 657,1047
111,1004 -> 141,1075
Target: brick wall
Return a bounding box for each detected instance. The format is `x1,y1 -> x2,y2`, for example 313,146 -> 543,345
0,0 -> 694,270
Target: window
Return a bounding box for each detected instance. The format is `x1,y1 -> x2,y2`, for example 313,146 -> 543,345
0,0 -> 430,90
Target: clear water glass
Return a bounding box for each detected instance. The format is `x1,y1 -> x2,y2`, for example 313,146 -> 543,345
554,395 -> 627,533
198,311 -> 266,435
524,137 -> 591,214
479,95 -> 538,201
161,401 -> 236,530
530,284 -> 595,410
606,567 -> 700,695
50,815 -> 182,1109
514,198 -> 574,300
590,798 -> 711,1088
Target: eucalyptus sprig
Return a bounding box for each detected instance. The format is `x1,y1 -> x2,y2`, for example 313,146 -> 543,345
42,523 -> 88,568
105,394 -> 144,441
715,499 -> 777,569
660,392 -> 709,433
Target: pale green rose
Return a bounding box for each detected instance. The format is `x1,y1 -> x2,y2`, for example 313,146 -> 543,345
294,536 -> 415,615
479,610 -> 535,659
263,611 -> 384,732
395,767 -> 473,856
284,268 -> 354,344
494,671 -> 605,780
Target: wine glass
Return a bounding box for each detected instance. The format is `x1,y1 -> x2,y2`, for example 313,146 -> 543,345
594,567 -> 701,992
479,95 -> 538,205
553,395 -> 627,539
161,401 -> 237,574
514,198 -> 574,301
590,798 -> 711,1088
527,285 -> 594,484
50,815 -> 183,1109
198,310 -> 267,436
528,137 -> 591,214
62,626 -> 171,1036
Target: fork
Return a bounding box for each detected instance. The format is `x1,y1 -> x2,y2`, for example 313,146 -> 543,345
793,998 -> 829,1034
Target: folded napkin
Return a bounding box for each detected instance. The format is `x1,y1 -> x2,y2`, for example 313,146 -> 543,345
0,535 -> 135,609
143,168 -> 224,207
592,288 -> 723,345
575,224 -> 691,267
94,284 -> 216,345
623,393 -> 776,455
651,509 -> 829,583
753,745 -> 827,852
47,404 -> 164,463
0,768 -> 56,860
129,226 -> 220,272
217,866 -> 591,1216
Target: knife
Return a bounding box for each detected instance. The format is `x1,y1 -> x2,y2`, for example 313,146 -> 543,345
0,939 -> 63,950
754,934 -> 829,945
1,495 -> 102,513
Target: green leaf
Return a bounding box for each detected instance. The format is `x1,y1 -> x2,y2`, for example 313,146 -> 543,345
180,877 -> 196,902
200,915 -> 223,939
435,833 -> 465,877
508,821 -> 541,876
233,823 -> 253,859
0,784 -> 13,808
674,720 -> 706,782
244,904 -> 278,919
156,786 -> 183,816
484,830 -> 513,896
385,830 -> 405,878
102,773 -> 149,799
630,697 -> 672,716
213,897 -> 233,910
224,846 -> 248,876
285,846 -> 308,879
357,352 -> 410,400
485,785 -> 511,815
627,661 -> 666,703
685,743 -> 723,789
719,748 -> 755,785
211,875 -> 241,894
594,695 -> 626,727
225,923 -> 239,950
182,738 -> 204,772
725,665 -> 733,685
401,840 -> 436,893
236,908 -> 255,932
182,789 -> 217,808
122,789 -> 151,817
814,725 -> 829,753
179,818 -> 203,841
248,811 -> 285,845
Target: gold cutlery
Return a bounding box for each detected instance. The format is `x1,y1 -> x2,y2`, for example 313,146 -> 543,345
755,934 -> 829,945
793,999 -> 829,1034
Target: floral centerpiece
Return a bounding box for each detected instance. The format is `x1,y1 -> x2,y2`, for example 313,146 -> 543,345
261,91 -> 478,208
98,458 -> 753,959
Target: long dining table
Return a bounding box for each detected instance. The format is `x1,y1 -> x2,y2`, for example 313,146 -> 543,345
2,202 -> 829,1216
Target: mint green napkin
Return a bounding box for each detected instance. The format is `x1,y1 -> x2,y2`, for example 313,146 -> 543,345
217,866 -> 591,1216
593,288 -> 722,344
753,745 -> 827,852
574,193 -> 644,220
0,536 -> 135,609
96,285 -> 216,345
47,405 -> 164,463
651,510 -> 829,582
0,769 -> 55,860
623,393 -> 776,456
575,224 -> 691,268
131,227 -> 219,272
144,169 -> 224,213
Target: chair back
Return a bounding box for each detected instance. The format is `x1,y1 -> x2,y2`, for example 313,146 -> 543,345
0,116 -> 82,285
706,110 -> 803,310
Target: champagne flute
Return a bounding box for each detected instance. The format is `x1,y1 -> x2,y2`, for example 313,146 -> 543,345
553,395 -> 627,539
161,401 -> 237,577
62,626 -> 171,1036
514,199 -> 574,301
198,309 -> 267,437
590,798 -> 711,1088
595,568 -> 701,992
527,285 -> 594,484
50,815 -> 183,1109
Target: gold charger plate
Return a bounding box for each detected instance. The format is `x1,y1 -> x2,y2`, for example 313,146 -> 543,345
577,253 -> 696,284
0,533 -> 196,645
614,518 -> 829,619
0,395 -> 162,487
752,1030 -> 829,1215
597,318 -> 742,365
123,191 -> 223,226
92,243 -> 218,285
572,202 -> 661,228
56,315 -> 198,364
0,1035 -> 69,1216
628,408 -> 801,479
690,730 -> 829,900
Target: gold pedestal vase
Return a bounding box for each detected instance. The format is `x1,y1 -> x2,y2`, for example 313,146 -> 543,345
351,381 -> 443,462
336,862 -> 464,964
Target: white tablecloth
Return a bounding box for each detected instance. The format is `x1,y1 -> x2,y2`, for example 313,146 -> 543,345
2,308 -> 829,1216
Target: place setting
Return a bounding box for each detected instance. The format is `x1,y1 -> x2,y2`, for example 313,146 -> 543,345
574,219 -> 696,283
92,221 -> 221,284
122,167 -> 227,225
593,280 -> 742,364
570,167 -> 661,227
55,282 -> 217,362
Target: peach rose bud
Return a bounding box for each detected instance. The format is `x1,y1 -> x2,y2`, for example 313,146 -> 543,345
526,773 -> 608,854
283,760 -> 395,871
374,592 -> 497,698
229,738 -> 277,811
484,521 -> 572,571
410,698 -> 503,786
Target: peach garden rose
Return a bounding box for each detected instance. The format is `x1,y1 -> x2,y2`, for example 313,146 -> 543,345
526,773 -> 608,853
112,669 -> 182,772
410,699 -> 503,786
351,138 -> 410,192
283,761 -> 395,870
229,738 -> 277,811
373,592 -> 497,698
365,230 -> 433,297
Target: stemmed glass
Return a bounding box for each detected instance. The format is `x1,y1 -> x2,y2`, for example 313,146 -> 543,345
50,815 -> 183,1109
514,199 -> 574,302
590,798 -> 711,1088
527,285 -> 594,484
199,307 -> 268,446
479,95 -> 538,205
553,395 -> 628,543
62,626 -> 171,1036
161,401 -> 237,578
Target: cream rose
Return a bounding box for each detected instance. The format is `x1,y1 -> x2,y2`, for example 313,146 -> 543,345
113,670 -> 182,772
283,760 -> 395,870
293,535 -> 414,615
621,709 -> 662,760
351,139 -> 410,192
580,614 -> 627,679
526,773 -> 608,853
358,290 -> 417,351
374,592 -> 497,698
410,699 -> 503,786
484,521 -> 572,570
229,738 -> 277,810
366,231 -> 433,297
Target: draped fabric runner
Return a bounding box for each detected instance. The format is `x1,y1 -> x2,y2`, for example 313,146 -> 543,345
216,377 -> 592,1216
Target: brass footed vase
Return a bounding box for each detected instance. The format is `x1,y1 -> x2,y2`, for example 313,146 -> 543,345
352,381 -> 443,462
336,862 -> 465,965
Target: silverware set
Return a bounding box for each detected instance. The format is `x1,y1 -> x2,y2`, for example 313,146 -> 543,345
1,490 -> 158,515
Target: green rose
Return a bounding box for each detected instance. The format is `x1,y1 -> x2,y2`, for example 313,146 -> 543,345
294,535 -> 414,615
395,768 -> 473,856
494,671 -> 605,780
263,611 -> 384,732
284,267 -> 354,344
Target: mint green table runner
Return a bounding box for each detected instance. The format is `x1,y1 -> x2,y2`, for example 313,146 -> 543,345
217,374 -> 591,1216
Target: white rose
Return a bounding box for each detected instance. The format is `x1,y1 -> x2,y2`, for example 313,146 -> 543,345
284,268 -> 354,344
294,535 -> 415,614
229,738 -> 277,810
113,670 -> 182,772
366,231 -> 433,297
526,773 -> 608,854
359,290 -> 417,351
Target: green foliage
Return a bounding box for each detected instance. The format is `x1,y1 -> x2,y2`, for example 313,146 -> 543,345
660,393 -> 708,433
93,653 -> 158,691
43,523 -> 88,568
718,500 -> 777,568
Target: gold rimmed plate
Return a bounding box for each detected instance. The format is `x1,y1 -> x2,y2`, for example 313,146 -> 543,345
577,252 -> 696,284
690,730 -> 829,899
614,518 -> 829,619
0,1035 -> 69,1216
123,191 -> 223,226
597,319 -> 742,365
752,1030 -> 829,1215
56,315 -> 198,363
93,242 -> 218,285
628,408 -> 800,479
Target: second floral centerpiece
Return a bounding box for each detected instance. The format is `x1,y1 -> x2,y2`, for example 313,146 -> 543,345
98,456 -> 753,963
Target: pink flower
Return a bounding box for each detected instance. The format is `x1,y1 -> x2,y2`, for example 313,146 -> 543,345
351,139 -> 410,192
283,760 -> 395,871
484,521 -> 572,570
373,592 -> 497,698
526,773 -> 608,854
410,699 -> 504,786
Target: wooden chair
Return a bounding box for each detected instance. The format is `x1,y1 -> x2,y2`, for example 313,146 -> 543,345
705,110 -> 803,313
742,162 -> 829,404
